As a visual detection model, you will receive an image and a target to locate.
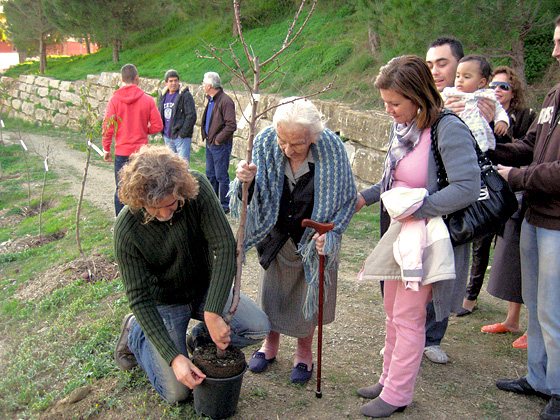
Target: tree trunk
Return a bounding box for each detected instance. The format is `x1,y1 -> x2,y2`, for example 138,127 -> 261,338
39,35 -> 46,75
112,38 -> 120,63
510,37 -> 526,84
85,34 -> 91,55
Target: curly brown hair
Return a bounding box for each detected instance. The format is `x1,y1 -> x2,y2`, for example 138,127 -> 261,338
492,66 -> 527,113
118,145 -> 199,221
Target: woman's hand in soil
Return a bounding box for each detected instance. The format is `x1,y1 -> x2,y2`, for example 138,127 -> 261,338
204,311 -> 232,350
171,354 -> 206,389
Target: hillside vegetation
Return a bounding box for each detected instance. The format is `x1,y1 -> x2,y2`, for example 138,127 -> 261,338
2,1 -> 560,110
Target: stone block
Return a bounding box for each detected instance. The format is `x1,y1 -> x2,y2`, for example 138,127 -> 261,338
11,99 -> 22,110
51,100 -> 69,114
87,74 -> 99,84
19,75 -> 33,84
60,90 -> 81,106
22,101 -> 35,115
41,97 -> 52,109
49,79 -> 61,89
35,108 -> 47,121
352,146 -> 386,184
37,87 -> 49,97
53,113 -> 69,127
59,81 -> 72,91
35,76 -> 51,87
97,72 -> 121,88
20,92 -> 29,101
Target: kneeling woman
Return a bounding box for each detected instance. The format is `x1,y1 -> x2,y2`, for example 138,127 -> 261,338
356,55 -> 480,417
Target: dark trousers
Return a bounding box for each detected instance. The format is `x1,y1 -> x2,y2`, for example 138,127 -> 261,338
425,300 -> 448,347
114,155 -> 130,216
465,235 -> 494,301
205,141 -> 233,211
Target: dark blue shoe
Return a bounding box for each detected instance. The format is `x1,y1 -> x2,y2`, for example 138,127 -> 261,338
290,363 -> 314,384
248,351 -> 275,373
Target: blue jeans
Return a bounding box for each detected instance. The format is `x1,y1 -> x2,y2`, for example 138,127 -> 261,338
114,155 -> 130,216
164,136 -> 191,162
521,220 -> 560,396
205,141 -> 233,211
127,291 -> 270,403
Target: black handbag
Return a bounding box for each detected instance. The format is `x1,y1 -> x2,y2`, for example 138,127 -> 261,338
431,111 -> 519,246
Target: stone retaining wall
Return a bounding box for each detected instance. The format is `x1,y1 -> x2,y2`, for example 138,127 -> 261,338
1,73 -> 392,185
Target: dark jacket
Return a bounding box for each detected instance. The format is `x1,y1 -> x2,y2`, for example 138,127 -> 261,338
494,107 -> 536,144
487,83 -> 560,230
157,85 -> 197,139
201,88 -> 237,145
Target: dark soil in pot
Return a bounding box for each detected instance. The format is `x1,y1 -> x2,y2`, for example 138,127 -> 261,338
192,343 -> 246,378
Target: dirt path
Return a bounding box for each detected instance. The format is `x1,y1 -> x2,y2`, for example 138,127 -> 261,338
2,130 -> 544,419
3,130 -> 115,215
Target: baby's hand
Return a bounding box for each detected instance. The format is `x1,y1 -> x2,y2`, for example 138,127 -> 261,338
494,121 -> 508,136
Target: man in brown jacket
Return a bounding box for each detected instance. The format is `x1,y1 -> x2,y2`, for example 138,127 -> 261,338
201,72 -> 237,213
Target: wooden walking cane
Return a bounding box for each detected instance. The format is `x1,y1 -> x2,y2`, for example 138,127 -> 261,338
301,219 -> 335,398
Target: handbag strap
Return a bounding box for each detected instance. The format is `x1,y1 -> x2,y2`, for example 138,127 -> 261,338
430,109 -> 490,189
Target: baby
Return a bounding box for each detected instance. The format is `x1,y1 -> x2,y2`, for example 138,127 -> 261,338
442,55 -> 509,152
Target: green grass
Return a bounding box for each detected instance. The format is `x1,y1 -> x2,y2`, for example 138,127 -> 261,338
1,9 -> 383,110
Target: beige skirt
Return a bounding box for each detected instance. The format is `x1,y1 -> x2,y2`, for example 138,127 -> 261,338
259,238 -> 337,338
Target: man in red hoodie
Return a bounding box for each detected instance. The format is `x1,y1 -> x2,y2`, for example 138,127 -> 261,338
102,63 -> 163,216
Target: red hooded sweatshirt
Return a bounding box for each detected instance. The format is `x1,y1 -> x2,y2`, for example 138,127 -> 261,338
102,84 -> 163,156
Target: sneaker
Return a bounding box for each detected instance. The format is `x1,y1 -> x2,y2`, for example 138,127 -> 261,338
541,395 -> 560,420
423,345 -> 449,364
114,313 -> 138,371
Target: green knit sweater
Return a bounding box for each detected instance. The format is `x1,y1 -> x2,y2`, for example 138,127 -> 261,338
114,170 -> 236,365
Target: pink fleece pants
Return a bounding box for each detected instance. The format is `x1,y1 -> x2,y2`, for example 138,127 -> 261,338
379,280 -> 432,406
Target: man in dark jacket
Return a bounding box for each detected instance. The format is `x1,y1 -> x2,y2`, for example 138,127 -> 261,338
158,69 -> 197,161
201,71 -> 237,213
492,16 -> 560,420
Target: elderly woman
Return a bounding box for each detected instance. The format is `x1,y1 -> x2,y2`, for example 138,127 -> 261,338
480,66 -> 537,347
355,55 -> 480,417
231,98 -> 357,384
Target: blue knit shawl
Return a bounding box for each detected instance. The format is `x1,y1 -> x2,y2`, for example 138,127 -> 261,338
229,125 -> 357,319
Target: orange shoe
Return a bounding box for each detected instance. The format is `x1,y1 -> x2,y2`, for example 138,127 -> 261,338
481,323 -> 512,334
512,334 -> 527,349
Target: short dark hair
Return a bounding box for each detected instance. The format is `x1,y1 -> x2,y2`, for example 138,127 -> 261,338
460,55 -> 492,81
374,55 -> 443,129
429,36 -> 464,62
121,63 -> 138,84
165,69 -> 179,82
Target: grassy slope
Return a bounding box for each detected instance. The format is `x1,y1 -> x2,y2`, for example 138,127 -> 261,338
2,7 -> 383,109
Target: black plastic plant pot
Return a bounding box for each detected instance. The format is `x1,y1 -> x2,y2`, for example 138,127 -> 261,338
193,364 -> 247,419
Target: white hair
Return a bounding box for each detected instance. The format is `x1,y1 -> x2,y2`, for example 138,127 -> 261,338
272,97 -> 324,138
203,72 -> 222,89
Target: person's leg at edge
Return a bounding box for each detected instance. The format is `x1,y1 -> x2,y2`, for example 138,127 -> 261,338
425,302 -> 448,347
294,328 -> 315,370
379,281 -> 431,407
212,142 -> 233,211
522,221 -> 560,396
501,301 -> 523,332
205,142 -> 219,197
163,136 -> 178,155
462,235 -> 493,312
127,305 -> 191,403
113,155 -> 129,217
174,137 -> 192,162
